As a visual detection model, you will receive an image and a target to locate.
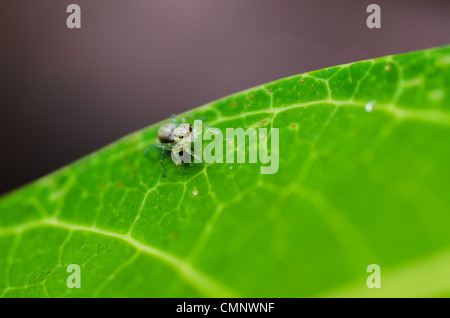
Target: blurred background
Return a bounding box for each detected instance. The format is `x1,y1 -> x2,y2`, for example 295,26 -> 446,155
1,0 -> 449,195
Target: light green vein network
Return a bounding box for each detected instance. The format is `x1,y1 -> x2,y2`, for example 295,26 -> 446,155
0,46 -> 450,298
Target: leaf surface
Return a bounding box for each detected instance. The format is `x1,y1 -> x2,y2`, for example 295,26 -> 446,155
1,46 -> 450,297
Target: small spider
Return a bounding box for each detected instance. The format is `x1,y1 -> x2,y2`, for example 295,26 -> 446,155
146,115 -> 211,177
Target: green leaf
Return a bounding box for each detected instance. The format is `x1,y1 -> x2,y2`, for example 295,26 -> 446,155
1,46 -> 450,298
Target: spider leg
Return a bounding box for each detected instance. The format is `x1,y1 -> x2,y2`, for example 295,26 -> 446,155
159,148 -> 166,177
171,114 -> 178,124
145,143 -> 173,155
183,144 -> 210,167
170,148 -> 188,174
157,144 -> 174,177
179,162 -> 188,174
170,143 -> 183,166
146,143 -> 174,177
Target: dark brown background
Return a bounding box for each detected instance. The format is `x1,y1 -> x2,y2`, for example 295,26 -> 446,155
1,0 -> 449,195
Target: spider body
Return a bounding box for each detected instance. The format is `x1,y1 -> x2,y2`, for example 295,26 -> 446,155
157,123 -> 176,143
157,122 -> 196,166
147,116 -> 207,177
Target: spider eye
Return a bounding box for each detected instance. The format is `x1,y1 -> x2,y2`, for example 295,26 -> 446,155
180,135 -> 183,138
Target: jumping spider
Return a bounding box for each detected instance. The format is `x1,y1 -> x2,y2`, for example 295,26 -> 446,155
146,115 -> 214,177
